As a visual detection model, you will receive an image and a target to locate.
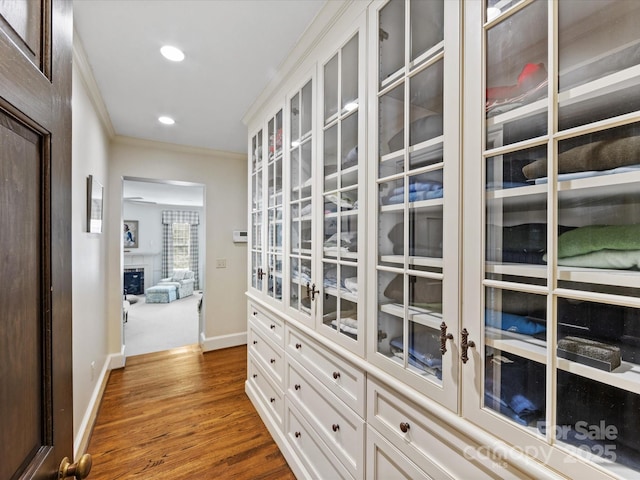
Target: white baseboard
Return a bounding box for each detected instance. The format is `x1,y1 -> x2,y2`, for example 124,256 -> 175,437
109,345 -> 126,369
74,356 -> 111,458
200,331 -> 247,352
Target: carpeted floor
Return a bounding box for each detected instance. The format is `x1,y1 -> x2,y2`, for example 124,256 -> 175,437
124,292 -> 201,357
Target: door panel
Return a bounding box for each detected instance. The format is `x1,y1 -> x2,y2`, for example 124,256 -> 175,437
0,1 -> 73,479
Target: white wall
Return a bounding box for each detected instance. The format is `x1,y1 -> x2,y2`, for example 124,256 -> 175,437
107,137 -> 248,358
71,38 -> 112,455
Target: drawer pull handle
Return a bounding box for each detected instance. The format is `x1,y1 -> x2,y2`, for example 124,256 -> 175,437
295,343 -> 302,349
253,340 -> 258,345
295,432 -> 301,438
252,374 -> 257,379
294,384 -> 301,390
332,424 -> 340,432
270,397 -> 275,403
332,371 -> 340,380
270,324 -> 276,330
253,311 -> 258,316
270,358 -> 276,364
440,321 -> 454,355
461,328 -> 476,364
400,422 -> 410,433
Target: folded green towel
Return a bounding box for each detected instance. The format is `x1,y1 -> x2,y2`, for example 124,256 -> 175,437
545,249 -> 640,269
557,224 -> 640,258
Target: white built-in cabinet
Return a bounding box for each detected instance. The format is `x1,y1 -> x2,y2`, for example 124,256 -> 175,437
245,1 -> 640,479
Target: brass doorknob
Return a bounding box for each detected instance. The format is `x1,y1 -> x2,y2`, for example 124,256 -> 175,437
59,454 -> 92,479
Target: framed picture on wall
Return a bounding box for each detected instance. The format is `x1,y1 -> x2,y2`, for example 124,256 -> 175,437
123,220 -> 138,248
87,175 -> 104,233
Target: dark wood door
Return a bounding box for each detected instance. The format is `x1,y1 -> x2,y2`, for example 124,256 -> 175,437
0,1 -> 74,479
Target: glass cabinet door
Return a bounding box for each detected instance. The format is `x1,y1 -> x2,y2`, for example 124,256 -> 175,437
372,0 -> 459,408
320,32 -> 363,353
266,110 -> 283,302
473,0 -> 640,476
250,129 -> 265,293
289,79 -> 314,322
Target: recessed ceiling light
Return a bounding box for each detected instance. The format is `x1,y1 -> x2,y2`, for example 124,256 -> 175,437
160,45 -> 185,62
158,116 -> 175,125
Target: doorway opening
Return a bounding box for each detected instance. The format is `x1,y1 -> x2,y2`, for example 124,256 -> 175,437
121,177 -> 205,357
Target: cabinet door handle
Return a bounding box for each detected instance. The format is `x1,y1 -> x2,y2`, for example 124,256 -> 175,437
294,384 -> 301,390
252,374 -> 257,379
270,324 -> 276,330
332,424 -> 340,432
332,371 -> 340,380
295,432 -> 301,438
440,321 -> 454,355
461,328 -> 476,364
253,340 -> 258,345
306,282 -> 320,301
257,268 -> 265,280
295,343 -> 302,350
270,358 -> 276,364
399,422 -> 410,433
270,397 -> 275,403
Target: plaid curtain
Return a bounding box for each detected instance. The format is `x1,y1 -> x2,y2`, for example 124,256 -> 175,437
162,210 -> 200,289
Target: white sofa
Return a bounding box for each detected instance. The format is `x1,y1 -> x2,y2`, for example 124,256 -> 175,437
158,269 -> 195,298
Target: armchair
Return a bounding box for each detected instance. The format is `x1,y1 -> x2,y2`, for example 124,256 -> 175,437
159,269 -> 195,298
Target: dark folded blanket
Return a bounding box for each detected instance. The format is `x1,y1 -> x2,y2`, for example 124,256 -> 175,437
523,135 -> 640,180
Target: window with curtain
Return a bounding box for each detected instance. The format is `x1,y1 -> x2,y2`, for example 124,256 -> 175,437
162,210 -> 200,289
172,222 -> 190,269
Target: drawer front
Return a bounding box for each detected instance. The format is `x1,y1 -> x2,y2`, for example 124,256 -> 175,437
287,358 -> 364,479
286,400 -> 354,480
367,425 -> 450,480
367,378 -> 528,480
286,326 -> 365,416
248,303 -> 284,347
248,353 -> 283,430
248,321 -> 284,386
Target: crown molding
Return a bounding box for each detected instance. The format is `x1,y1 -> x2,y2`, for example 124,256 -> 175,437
112,134 -> 246,161
73,29 -> 116,138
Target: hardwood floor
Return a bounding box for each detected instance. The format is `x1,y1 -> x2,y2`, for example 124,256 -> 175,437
87,344 -> 295,479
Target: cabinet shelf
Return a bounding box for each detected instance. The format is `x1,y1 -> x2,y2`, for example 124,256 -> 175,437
324,250 -> 358,260
487,64 -> 640,135
324,209 -> 358,219
380,303 -> 443,330
324,286 -> 358,303
486,327 -> 640,395
380,197 -> 444,213
380,255 -> 444,269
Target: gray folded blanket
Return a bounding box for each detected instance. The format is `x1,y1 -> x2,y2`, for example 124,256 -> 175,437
557,336 -> 621,371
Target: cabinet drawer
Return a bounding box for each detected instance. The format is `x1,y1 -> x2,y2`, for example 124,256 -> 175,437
286,400 -> 354,480
367,378 -> 529,480
248,321 -> 284,386
248,303 -> 284,347
367,425 -> 451,480
248,353 -> 283,430
287,357 -> 364,479
286,326 -> 365,416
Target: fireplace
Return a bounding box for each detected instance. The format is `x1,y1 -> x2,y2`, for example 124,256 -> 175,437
124,268 -> 145,295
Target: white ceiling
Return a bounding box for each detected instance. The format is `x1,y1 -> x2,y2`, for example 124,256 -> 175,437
73,0 -> 326,205
73,0 -> 326,154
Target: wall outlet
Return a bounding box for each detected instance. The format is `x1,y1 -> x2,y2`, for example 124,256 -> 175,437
216,258 -> 227,268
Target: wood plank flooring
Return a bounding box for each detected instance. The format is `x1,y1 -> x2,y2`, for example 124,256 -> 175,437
86,344 -> 295,479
